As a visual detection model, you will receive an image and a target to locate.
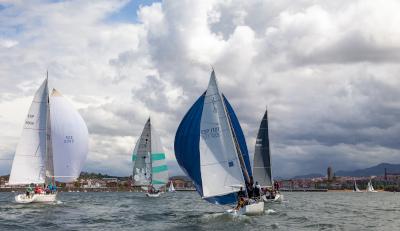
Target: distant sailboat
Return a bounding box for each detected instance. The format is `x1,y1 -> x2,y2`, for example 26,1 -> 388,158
168,181 -> 175,192
253,109 -> 283,202
366,179 -> 377,193
132,118 -> 168,197
353,180 -> 362,192
174,70 -> 264,215
9,75 -> 89,203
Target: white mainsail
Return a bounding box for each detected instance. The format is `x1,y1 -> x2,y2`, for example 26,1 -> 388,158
50,89 -> 89,183
8,79 -> 49,185
132,120 -> 152,186
199,71 -> 245,198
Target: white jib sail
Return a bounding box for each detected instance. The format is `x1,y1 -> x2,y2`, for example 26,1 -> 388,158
199,71 -> 245,198
8,79 -> 49,185
50,89 -> 89,183
150,121 -> 168,190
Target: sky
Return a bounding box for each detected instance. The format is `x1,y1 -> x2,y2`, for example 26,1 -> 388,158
0,0 -> 399,178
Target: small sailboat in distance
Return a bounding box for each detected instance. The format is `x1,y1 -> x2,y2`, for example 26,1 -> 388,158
353,180 -> 362,193
168,181 -> 175,192
174,70 -> 264,215
132,118 -> 168,197
253,109 -> 283,202
366,179 -> 377,193
8,74 -> 89,203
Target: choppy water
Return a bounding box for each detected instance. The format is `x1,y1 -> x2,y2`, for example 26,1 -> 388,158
0,191 -> 399,230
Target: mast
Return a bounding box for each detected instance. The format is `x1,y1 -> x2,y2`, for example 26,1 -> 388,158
45,72 -> 55,185
149,117 -> 152,188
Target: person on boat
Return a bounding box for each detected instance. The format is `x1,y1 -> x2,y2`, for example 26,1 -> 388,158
34,185 -> 40,194
235,197 -> 245,210
274,181 -> 280,191
254,182 -> 261,199
26,185 -> 33,197
246,182 -> 254,198
237,187 -> 246,199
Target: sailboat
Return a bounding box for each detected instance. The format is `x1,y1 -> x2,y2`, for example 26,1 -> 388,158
8,75 -> 89,203
174,70 -> 264,216
168,181 -> 175,192
132,118 -> 168,197
366,179 -> 377,192
353,180 -> 362,193
253,109 -> 283,202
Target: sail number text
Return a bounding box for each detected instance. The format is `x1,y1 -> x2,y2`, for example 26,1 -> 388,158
64,135 -> 74,144
201,127 -> 220,139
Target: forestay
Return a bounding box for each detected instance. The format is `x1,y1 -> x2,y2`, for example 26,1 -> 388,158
8,79 -> 49,185
50,89 -> 89,183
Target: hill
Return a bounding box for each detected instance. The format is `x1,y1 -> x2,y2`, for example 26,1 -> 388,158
335,163 -> 400,177
292,173 -> 324,179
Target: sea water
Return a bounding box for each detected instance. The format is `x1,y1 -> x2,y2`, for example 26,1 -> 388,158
0,191 -> 399,230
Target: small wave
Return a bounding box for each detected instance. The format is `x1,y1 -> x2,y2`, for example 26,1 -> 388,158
55,200 -> 63,205
265,209 -> 277,214
201,211 -> 252,223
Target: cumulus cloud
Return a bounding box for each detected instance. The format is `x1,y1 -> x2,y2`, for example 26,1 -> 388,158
0,0 -> 399,177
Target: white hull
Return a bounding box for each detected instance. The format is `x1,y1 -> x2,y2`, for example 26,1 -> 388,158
15,193 -> 57,204
146,192 -> 161,197
237,201 -> 265,216
262,192 -> 283,203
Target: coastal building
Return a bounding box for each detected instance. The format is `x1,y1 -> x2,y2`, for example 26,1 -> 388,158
327,166 -> 333,181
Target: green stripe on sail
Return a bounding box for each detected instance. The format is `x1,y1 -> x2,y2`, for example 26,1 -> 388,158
151,153 -> 166,161
152,180 -> 166,185
132,154 -> 137,161
152,165 -> 168,173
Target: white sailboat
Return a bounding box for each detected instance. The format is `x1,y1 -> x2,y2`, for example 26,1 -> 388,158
366,179 -> 377,193
132,118 -> 168,197
174,70 -> 264,216
253,109 -> 283,203
8,75 -> 89,203
353,180 -> 362,193
168,181 -> 175,192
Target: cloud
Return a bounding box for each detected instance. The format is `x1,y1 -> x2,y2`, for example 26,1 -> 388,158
0,0 -> 399,178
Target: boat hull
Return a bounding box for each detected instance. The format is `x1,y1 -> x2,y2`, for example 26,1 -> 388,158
262,192 -> 283,203
236,201 -> 265,216
15,193 -> 57,204
146,192 -> 161,197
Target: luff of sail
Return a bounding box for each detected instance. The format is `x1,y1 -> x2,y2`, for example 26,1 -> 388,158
174,70 -> 252,205
132,119 -> 152,186
253,109 -> 272,187
9,79 -> 49,185
50,89 -> 89,183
